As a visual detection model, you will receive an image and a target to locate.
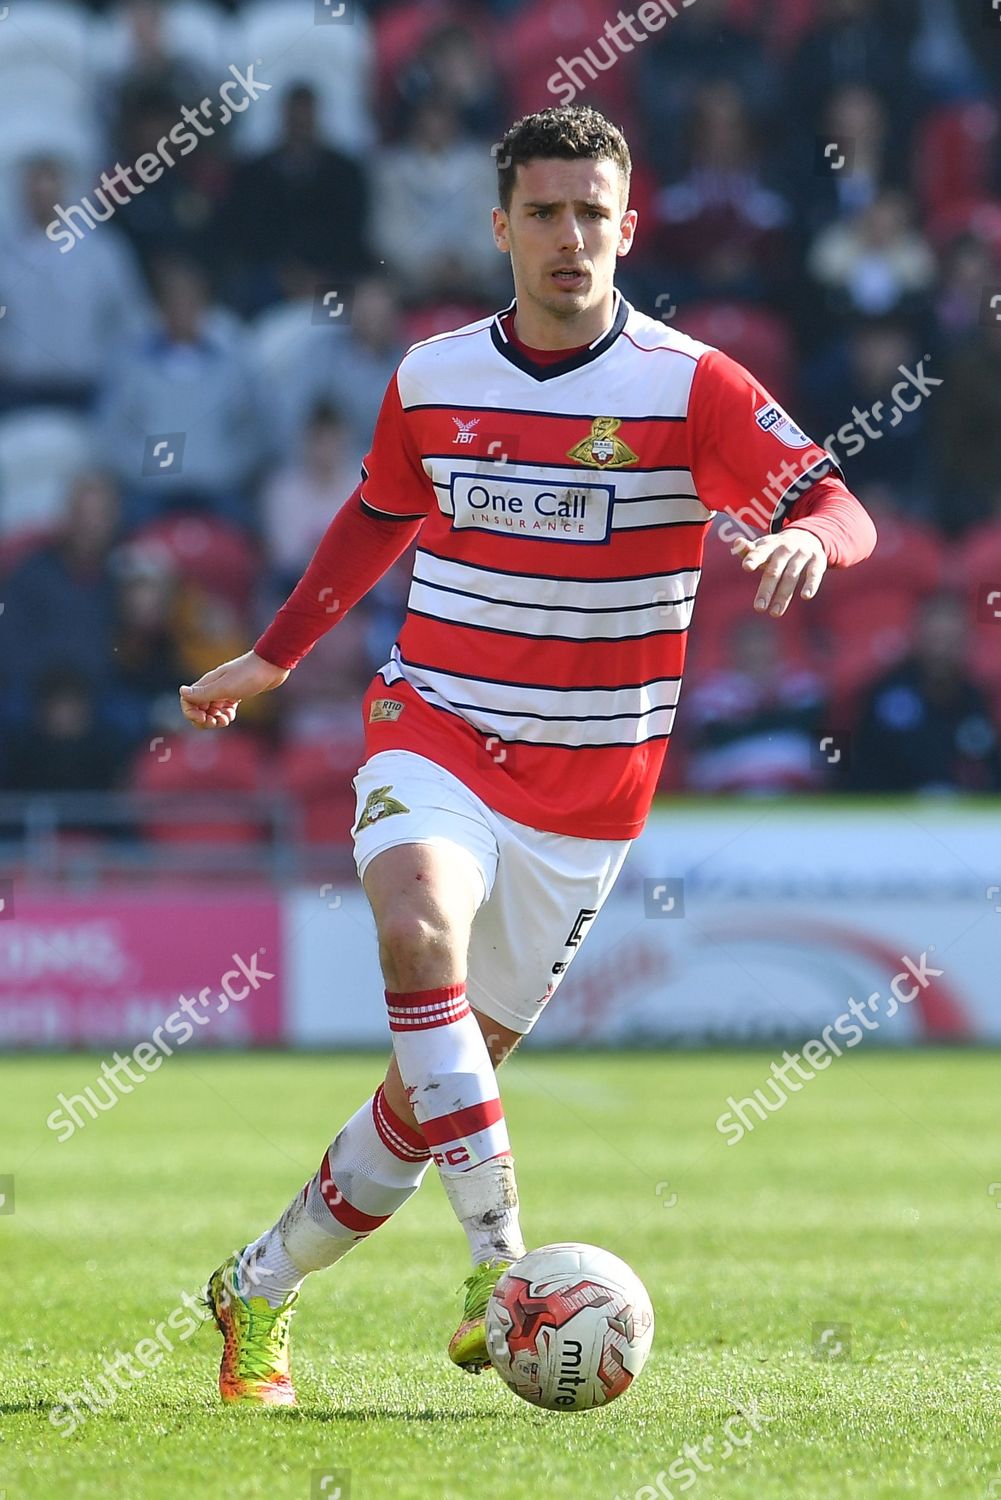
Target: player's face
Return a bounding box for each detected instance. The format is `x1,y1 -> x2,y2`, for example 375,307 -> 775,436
492,157 -> 636,334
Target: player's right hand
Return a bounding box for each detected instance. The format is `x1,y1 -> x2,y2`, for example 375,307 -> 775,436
179,651 -> 289,730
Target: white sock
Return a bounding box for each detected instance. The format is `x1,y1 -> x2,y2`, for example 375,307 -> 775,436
239,1084 -> 431,1307
441,1156 -> 526,1265
386,982 -> 525,1266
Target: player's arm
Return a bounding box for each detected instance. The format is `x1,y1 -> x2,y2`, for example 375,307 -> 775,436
180,374 -> 430,730
689,350 -> 876,617
734,475 -> 876,616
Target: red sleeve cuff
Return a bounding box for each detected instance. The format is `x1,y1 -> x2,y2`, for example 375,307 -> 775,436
783,476 -> 877,568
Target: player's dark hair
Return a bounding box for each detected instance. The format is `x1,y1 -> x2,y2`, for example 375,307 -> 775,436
495,105 -> 632,211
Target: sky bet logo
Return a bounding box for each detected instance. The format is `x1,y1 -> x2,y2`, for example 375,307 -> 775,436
450,472 -> 613,544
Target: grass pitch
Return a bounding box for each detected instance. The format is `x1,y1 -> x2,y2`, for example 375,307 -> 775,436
2,1050 -> 999,1499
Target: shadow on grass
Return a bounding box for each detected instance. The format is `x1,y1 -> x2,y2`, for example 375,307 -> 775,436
0,1399 -> 64,1415
288,1405 -> 504,1423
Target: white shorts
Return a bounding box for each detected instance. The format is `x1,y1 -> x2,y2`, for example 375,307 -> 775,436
350,750 -> 632,1035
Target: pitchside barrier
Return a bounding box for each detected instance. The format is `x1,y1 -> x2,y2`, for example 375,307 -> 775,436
1,805 -> 997,1049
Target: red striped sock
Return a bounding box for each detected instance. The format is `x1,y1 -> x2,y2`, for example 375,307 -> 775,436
241,1086 -> 431,1304
385,983 -> 511,1174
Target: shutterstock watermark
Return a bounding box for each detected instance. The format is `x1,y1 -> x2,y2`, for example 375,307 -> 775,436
50,1286 -> 207,1436
548,0 -> 699,106
716,358 -> 942,553
716,949 -> 944,1145
46,62 -> 271,253
45,949 -> 275,1141
611,1398 -> 770,1499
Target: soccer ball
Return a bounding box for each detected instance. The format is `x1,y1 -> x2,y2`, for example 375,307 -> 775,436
484,1243 -> 654,1412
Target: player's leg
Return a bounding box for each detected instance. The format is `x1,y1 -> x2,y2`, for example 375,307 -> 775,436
239,1002 -> 522,1316
362,842 -> 528,1273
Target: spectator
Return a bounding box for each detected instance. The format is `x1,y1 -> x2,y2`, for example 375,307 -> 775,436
807,190 -> 937,320
682,618 -> 827,794
934,317 -> 1001,533
933,233 -> 1001,349
786,0 -> 916,135
652,82 -> 792,305
106,545 -> 187,745
221,83 -> 371,315
98,257 -> 261,531
637,0 -> 777,180
371,98 -> 503,301
0,157 -> 150,412
792,85 -> 905,239
848,593 -> 1001,791
253,275 -> 406,463
0,472 -> 121,727
803,315 -> 937,504
107,0 -> 212,141
393,22 -> 506,141
112,82 -> 227,276
5,668 -> 127,794
261,403 -> 363,593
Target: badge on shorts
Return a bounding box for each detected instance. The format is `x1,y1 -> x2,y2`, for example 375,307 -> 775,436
354,785 -> 411,833
369,698 -> 405,723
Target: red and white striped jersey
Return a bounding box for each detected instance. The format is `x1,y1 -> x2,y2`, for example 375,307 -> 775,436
358,293 -> 843,840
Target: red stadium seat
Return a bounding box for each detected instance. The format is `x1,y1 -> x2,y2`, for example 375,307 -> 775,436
493,0 -> 640,137
0,524 -> 55,577
915,102 -> 1000,226
372,0 -> 472,113
813,511 -> 943,620
126,516 -> 260,613
679,303 -> 796,407
279,736 -> 366,845
129,732 -> 269,846
402,301 -> 494,346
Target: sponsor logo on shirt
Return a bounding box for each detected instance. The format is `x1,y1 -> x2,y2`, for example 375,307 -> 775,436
353,785 -> 411,833
369,698 -> 405,723
566,416 -> 639,469
452,416 -> 480,445
449,471 -> 614,544
754,402 -> 811,449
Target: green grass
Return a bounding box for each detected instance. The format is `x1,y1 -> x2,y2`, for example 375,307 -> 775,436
2,1051 -> 999,1499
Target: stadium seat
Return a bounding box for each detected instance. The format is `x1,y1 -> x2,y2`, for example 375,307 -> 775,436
820,591 -> 919,710
0,74 -> 100,226
129,730 -> 269,846
0,2 -> 91,81
679,303 -> 796,407
493,0 -> 640,138
814,512 -> 943,618
0,525 -> 56,579
126,515 -> 260,613
401,302 -> 493,346
230,0 -> 375,160
372,0 -> 475,114
915,102 -> 1000,227
279,736 -> 366,845
0,409 -> 94,537
94,0 -> 232,79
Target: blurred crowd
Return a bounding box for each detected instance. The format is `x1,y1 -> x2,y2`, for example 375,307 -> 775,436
1,0 -> 1001,826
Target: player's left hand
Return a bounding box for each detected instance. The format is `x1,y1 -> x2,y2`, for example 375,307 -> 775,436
733,528 -> 828,617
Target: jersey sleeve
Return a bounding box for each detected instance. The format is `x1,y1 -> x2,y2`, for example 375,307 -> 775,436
688,348 -> 843,533
359,369 -> 434,522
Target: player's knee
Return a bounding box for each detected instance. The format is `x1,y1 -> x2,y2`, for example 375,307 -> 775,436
377,911 -> 464,990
